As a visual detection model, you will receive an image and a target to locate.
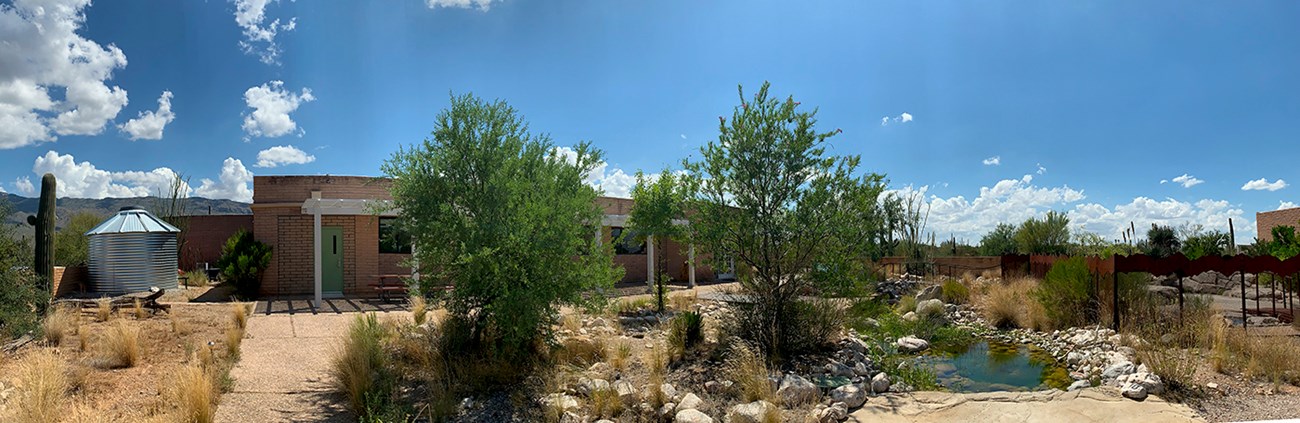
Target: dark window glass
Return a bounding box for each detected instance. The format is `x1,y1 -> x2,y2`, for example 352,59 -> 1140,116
610,227 -> 645,255
379,217 -> 412,254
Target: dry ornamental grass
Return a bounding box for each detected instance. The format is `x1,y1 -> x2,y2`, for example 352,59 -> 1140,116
11,350 -> 69,423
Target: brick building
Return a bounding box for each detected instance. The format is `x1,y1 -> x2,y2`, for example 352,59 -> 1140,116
199,175 -> 723,302
1256,206 -> 1300,243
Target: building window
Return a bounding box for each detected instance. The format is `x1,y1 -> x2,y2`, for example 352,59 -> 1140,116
379,217 -> 412,254
610,227 -> 645,255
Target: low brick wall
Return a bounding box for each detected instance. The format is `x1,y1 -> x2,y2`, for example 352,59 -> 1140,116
52,265 -> 88,298
179,215 -> 254,270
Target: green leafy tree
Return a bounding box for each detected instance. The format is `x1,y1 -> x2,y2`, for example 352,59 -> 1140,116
1264,223 -> 1300,260
1144,224 -> 1180,258
683,82 -> 887,358
54,211 -> 103,266
383,93 -> 621,357
979,223 -> 1018,256
218,230 -> 272,299
627,169 -> 690,312
1014,211 -> 1071,255
0,197 -> 47,338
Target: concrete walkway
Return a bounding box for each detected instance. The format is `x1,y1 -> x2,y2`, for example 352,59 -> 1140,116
850,388 -> 1204,423
215,310 -> 406,422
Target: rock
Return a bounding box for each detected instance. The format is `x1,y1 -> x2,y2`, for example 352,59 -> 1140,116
1068,330 -> 1100,347
596,420 -> 615,423
901,312 -> 918,322
1117,372 -> 1164,395
896,336 -> 930,353
870,372 -> 891,394
1206,382 -> 1219,391
578,377 -> 610,396
543,393 -> 579,411
814,403 -> 848,422
1102,361 -> 1135,380
1147,285 -> 1179,301
589,362 -> 613,375
916,285 -> 942,301
829,383 -> 867,408
661,383 -> 679,401
615,381 -> 638,405
1121,382 -> 1148,400
727,400 -> 778,423
675,408 -> 714,423
853,362 -> 873,377
916,299 -> 944,318
660,402 -> 677,419
560,411 -> 582,423
844,337 -> 869,353
1067,380 -> 1090,391
1066,351 -> 1084,365
1248,316 -> 1280,326
826,361 -> 855,378
777,374 -> 820,406
678,392 -> 703,411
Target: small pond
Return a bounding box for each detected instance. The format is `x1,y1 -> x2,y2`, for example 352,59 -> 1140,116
917,340 -> 1072,392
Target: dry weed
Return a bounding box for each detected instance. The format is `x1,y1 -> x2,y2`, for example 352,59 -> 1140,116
410,295 -> 428,325
230,303 -> 248,330
95,296 -> 113,322
224,326 -> 244,360
12,350 -> 69,423
42,305 -> 79,345
132,299 -> 147,319
169,363 -> 217,423
724,342 -> 775,403
98,321 -> 141,369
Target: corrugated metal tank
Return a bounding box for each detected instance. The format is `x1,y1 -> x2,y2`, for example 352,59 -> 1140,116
86,207 -> 181,294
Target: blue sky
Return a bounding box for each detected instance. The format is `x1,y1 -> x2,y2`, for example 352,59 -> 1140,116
1,0 -> 1297,242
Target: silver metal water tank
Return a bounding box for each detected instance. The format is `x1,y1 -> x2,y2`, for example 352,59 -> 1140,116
86,207 -> 181,294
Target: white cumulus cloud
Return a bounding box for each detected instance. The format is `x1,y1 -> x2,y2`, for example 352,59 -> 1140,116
255,145 -> 315,168
894,175 -> 1254,243
195,158 -> 254,202
1279,201 -> 1298,211
1241,178 -> 1288,191
982,156 -> 1001,166
880,112 -> 914,126
1169,174 -> 1204,188
29,151 -> 189,199
0,0 -> 130,149
426,0 -> 497,11
15,177 -> 33,196
241,81 -> 314,139
552,146 -> 639,198
232,0 -> 297,65
1036,163 -> 1047,175
118,91 -> 175,140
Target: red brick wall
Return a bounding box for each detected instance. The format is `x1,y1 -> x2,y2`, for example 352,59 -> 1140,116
1257,207 -> 1300,243
253,175 -> 393,203
178,215 -> 253,270
51,266 -> 88,298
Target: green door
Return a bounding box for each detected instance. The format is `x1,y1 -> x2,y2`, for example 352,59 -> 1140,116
322,227 -> 344,294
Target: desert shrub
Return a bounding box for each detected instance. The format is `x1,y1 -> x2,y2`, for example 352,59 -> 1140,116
940,278 -> 970,304
1182,230 -> 1229,259
184,269 -> 210,288
383,93 -> 622,360
726,298 -> 843,360
169,363 -> 216,423
1144,224 -> 1181,258
41,305 -> 78,345
331,313 -> 395,417
723,342 -> 774,403
667,310 -> 703,357
1,269 -> 50,338
1033,257 -> 1096,329
1014,211 -> 1070,255
99,322 -> 141,369
980,278 -> 1051,330
12,350 -> 69,423
979,223 -> 1018,256
409,296 -> 427,325
217,230 -> 272,299
54,211 -> 101,267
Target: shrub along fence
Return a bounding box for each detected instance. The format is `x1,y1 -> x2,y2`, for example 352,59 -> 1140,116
879,254 -> 1300,331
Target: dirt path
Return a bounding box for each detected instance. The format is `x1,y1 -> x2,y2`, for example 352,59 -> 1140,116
215,311 -> 406,422
850,388 -> 1203,422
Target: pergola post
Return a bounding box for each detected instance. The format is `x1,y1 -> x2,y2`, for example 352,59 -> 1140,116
311,191 -> 322,309
646,235 -> 656,292
688,243 -> 696,289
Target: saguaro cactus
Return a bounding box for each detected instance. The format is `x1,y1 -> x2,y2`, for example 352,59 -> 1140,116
26,173 -> 56,287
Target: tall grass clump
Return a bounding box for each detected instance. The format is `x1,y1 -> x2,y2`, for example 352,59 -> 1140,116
230,303 -> 248,330
645,344 -> 669,407
185,269 -> 210,288
224,326 -> 244,360
724,343 -> 774,403
1208,313 -> 1300,385
98,322 -> 141,369
1033,257 -> 1096,329
12,350 -> 69,423
95,296 -> 113,322
169,363 -> 216,423
409,296 -> 427,325
331,313 -> 394,417
42,305 -> 79,345
667,310 -> 703,358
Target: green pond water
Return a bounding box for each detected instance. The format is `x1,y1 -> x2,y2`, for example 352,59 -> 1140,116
918,340 -> 1072,392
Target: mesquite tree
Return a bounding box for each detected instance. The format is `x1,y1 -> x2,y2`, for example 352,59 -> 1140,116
627,169 -> 690,312
383,93 -> 622,357
683,82 -> 888,358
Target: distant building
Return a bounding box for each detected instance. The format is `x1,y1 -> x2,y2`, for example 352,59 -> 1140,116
1255,206 -> 1300,243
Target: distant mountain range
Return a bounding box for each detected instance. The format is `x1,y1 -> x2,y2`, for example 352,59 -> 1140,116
2,193 -> 249,238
